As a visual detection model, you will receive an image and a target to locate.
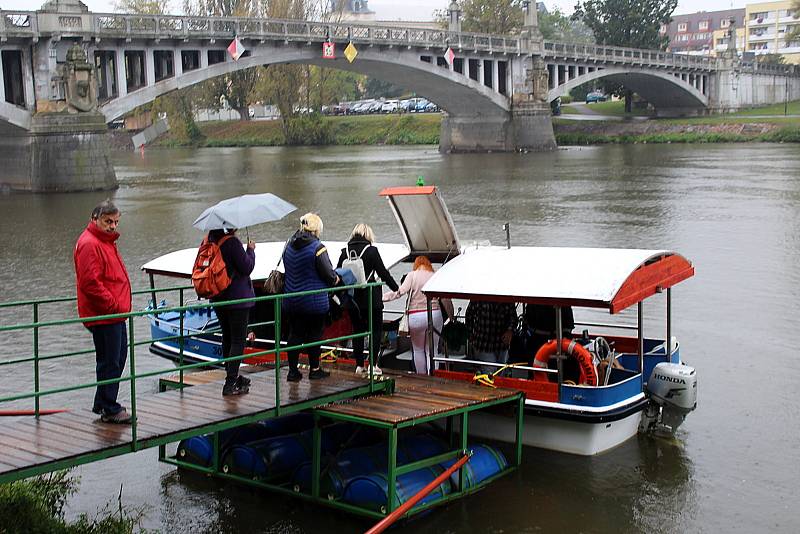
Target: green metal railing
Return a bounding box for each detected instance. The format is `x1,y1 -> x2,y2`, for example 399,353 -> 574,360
0,282 -> 384,445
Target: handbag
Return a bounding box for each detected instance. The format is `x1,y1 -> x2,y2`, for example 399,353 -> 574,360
263,239 -> 290,295
398,294 -> 411,336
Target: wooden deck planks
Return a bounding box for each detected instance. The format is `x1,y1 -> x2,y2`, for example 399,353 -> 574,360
0,367 -> 370,480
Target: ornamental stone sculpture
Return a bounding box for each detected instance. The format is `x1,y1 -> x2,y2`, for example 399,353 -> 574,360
62,43 -> 97,113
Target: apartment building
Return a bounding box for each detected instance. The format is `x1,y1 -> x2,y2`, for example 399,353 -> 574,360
745,1 -> 800,63
662,9 -> 745,55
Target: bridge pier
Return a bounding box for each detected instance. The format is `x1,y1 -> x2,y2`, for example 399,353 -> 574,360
0,112 -> 117,193
439,105 -> 556,153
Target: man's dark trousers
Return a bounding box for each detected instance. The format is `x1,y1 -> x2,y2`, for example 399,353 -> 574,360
89,322 -> 128,416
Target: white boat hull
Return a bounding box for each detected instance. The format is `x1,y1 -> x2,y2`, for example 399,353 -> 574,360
468,409 -> 642,456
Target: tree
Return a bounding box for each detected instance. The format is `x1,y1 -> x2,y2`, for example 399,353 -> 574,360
573,0 -> 678,111
539,7 -> 594,43
788,0 -> 800,43
572,0 -> 676,49
440,0 -> 524,34
113,0 -> 172,13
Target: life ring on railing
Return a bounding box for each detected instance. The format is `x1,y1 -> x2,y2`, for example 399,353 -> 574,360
533,338 -> 599,386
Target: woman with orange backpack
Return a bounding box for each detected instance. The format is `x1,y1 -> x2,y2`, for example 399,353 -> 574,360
206,228 -> 255,396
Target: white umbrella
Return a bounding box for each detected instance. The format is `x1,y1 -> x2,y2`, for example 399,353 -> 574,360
192,193 -> 297,232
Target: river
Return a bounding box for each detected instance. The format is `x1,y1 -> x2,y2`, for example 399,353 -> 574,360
1,143 -> 799,533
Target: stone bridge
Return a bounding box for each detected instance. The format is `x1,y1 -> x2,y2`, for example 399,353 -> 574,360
1,0 -> 799,191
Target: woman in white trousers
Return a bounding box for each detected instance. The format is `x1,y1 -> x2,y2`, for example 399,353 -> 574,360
383,256 -> 452,374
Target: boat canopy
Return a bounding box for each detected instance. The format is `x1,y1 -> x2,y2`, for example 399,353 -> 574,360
141,241 -> 410,282
422,247 -> 694,314
379,186 -> 460,263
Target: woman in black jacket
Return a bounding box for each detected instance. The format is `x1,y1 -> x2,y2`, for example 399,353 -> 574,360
337,223 -> 399,375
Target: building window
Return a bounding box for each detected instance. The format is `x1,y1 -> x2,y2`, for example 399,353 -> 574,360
699,20 -> 709,31
721,18 -> 731,28
660,23 -> 668,34
678,22 -> 688,32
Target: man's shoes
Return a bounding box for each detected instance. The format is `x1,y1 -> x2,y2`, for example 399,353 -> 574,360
236,375 -> 251,388
92,406 -> 103,415
222,380 -> 249,396
354,366 -> 366,376
101,408 -> 132,424
308,368 -> 330,380
287,369 -> 303,382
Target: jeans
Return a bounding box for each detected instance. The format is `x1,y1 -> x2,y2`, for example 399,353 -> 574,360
286,312 -> 326,371
351,307 -> 383,368
216,307 -> 250,384
473,348 -> 509,375
89,322 -> 128,416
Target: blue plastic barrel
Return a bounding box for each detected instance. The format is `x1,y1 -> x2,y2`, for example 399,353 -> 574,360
442,444 -> 508,489
176,413 -> 315,467
292,433 -> 448,498
221,423 -> 383,482
341,466 -> 452,513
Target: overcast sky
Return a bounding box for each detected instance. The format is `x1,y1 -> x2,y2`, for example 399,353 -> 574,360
1,1 -> 749,19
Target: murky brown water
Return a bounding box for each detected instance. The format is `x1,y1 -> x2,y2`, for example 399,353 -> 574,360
1,143 -> 799,533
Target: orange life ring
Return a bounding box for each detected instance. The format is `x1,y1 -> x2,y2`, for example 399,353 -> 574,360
533,338 -> 598,386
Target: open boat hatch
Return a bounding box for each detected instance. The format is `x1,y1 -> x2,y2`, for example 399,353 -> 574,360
379,186 -> 460,264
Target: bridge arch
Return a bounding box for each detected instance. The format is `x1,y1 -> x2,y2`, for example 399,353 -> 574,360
547,67 -> 708,111
100,46 -> 511,122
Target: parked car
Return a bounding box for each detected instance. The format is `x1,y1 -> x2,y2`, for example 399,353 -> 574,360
414,99 -> 430,112
423,101 -> 439,113
381,100 -> 399,113
399,99 -> 415,112
585,91 -> 607,104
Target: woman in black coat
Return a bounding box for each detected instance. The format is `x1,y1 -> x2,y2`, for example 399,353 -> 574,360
336,223 -> 399,375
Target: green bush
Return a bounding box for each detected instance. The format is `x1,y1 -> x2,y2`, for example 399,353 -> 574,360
284,114 -> 333,146
559,95 -> 573,104
0,471 -> 145,534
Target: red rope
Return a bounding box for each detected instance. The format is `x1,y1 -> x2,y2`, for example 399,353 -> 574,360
0,409 -> 68,416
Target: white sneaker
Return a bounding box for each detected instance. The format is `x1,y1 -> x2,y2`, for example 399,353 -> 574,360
355,365 -> 382,376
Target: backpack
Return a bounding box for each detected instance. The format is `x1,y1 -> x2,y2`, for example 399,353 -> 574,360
191,235 -> 233,299
341,244 -> 373,285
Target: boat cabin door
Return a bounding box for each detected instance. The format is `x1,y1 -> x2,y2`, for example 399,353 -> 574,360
379,186 -> 460,264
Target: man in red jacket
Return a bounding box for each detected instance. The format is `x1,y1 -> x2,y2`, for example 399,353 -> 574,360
74,200 -> 132,424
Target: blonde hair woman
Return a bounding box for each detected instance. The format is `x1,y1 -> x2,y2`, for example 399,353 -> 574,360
282,213 -> 339,381
383,256 -> 452,375
336,223 -> 399,375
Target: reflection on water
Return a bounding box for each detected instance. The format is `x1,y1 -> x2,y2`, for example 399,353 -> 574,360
1,143 -> 799,533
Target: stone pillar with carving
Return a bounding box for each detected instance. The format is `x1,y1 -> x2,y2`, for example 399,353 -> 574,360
448,1 -> 462,33
27,40 -> 118,192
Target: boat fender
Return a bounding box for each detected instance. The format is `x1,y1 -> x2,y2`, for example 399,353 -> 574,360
533,338 -> 599,386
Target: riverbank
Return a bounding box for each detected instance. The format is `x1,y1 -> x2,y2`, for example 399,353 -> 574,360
135,109 -> 800,149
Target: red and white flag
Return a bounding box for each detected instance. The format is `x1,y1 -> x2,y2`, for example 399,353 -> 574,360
444,47 -> 455,66
322,41 -> 335,59
227,37 -> 246,61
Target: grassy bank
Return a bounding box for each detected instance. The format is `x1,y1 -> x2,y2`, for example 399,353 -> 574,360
152,107 -> 799,148
560,99 -> 800,119
156,113 -> 440,147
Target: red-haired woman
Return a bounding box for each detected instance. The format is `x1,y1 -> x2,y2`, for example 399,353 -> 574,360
383,256 -> 452,375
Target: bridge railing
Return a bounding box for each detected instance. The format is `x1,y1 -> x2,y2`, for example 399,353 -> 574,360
543,41 -> 719,70
0,282 -> 384,449
0,10 -> 38,38
87,12 -> 522,54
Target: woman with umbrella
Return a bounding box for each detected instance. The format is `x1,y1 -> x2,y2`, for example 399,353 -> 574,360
193,193 -> 297,395
208,228 -> 256,396
282,213 -> 340,381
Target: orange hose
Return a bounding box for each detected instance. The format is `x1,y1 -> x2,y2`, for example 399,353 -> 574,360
0,409 -> 68,416
364,453 -> 471,534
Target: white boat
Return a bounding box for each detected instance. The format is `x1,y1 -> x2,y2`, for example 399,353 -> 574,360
141,185 -> 698,455
421,246 -> 698,455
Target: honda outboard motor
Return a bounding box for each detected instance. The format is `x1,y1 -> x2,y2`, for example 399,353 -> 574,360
641,362 -> 697,436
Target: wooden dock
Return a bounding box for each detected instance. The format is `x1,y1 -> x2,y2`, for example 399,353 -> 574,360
0,367 -> 383,483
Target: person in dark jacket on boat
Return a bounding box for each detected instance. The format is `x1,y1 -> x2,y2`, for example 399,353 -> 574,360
283,213 -> 340,381
208,228 -> 255,396
74,200 -> 133,424
336,223 -> 399,376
